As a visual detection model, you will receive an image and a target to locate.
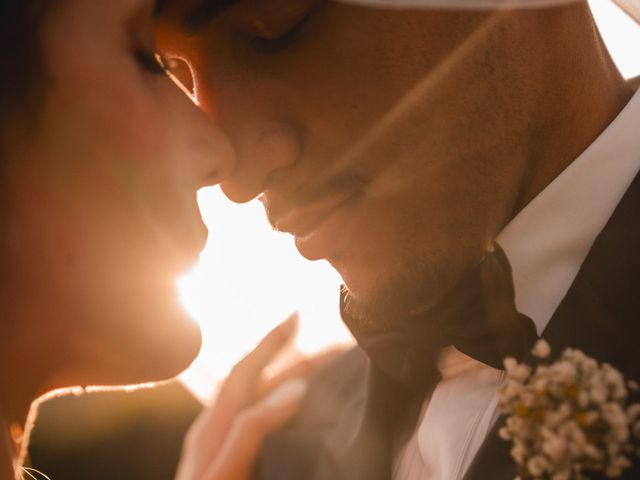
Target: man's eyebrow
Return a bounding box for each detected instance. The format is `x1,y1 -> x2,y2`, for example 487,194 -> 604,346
183,0 -> 242,30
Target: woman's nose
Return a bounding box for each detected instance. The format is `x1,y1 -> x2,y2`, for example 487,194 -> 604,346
194,120 -> 236,189
163,80 -> 237,189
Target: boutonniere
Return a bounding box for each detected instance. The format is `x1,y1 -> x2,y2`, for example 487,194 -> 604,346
498,340 -> 640,480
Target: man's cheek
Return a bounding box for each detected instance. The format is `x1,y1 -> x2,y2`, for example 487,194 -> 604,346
334,202 -> 413,284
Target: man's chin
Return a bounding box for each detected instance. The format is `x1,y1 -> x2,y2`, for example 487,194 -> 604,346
340,279 -> 428,331
337,257 -> 453,331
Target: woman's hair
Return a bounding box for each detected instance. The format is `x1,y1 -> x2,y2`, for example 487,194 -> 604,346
0,1 -> 50,136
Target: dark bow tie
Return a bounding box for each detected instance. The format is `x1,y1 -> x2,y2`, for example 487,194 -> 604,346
341,244 -> 538,392
335,244 -> 538,479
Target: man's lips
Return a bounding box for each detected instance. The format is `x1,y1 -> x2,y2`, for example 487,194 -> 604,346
261,189 -> 353,237
269,192 -> 353,236
264,191 -> 359,260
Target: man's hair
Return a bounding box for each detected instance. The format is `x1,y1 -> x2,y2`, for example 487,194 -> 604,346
0,1 -> 50,138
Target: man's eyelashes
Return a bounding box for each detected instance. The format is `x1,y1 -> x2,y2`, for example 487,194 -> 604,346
237,0 -> 321,54
247,16 -> 310,53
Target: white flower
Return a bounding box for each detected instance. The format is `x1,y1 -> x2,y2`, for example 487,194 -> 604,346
541,429 -> 567,463
602,403 -> 629,445
545,402 -> 572,427
561,420 -> 588,455
532,376 -> 550,394
499,380 -> 524,404
577,391 -> 590,408
506,415 -> 527,435
510,443 -> 527,464
532,339 -> 551,359
504,357 -> 518,371
527,455 -> 549,476
504,358 -> 531,382
589,379 -> 609,404
603,365 -> 627,401
498,342 -> 640,480
549,360 -> 578,385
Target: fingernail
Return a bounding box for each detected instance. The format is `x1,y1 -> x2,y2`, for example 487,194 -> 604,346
264,379 -> 308,408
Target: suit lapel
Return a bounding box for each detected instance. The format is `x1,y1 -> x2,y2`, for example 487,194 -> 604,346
319,364 -> 426,480
464,171 -> 640,480
253,348 -> 369,480
541,170 -> 640,379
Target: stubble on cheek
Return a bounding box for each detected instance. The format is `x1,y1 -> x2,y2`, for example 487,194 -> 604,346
338,248 -> 451,331
332,198 -> 464,327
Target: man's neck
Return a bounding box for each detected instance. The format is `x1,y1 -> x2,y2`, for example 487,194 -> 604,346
510,5 -> 635,216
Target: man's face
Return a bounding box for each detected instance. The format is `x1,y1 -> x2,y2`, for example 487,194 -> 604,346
157,1 -> 526,321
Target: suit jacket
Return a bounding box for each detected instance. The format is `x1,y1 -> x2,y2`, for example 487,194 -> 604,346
252,171 -> 640,480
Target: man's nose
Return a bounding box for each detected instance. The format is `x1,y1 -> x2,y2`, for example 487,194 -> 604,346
220,122 -> 301,203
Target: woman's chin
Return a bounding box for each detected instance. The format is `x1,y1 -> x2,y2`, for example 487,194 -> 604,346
120,311 -> 203,385
37,283 -> 205,390
72,300 -> 203,388
77,329 -> 202,389
146,319 -> 202,381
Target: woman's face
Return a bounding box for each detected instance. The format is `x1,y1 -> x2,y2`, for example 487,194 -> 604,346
2,0 -> 234,388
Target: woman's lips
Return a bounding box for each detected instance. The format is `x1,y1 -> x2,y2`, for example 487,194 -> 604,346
177,210 -> 209,268
271,192 -> 359,261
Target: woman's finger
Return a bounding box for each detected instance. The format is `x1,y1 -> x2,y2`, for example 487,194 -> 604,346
201,378 -> 308,480
178,314 -> 299,478
231,313 -> 300,377
193,312 -> 298,437
257,346 -> 348,398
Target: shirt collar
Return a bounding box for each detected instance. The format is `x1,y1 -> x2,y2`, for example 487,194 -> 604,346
496,88 -> 640,335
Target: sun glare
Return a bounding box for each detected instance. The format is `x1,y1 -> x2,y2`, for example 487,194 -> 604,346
178,187 -> 352,402
591,0 -> 640,79
178,1 -> 640,403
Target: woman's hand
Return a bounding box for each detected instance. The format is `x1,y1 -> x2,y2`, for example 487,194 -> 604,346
175,313 -> 340,480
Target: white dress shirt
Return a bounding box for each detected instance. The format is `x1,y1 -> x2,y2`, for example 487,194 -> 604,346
394,88 -> 640,480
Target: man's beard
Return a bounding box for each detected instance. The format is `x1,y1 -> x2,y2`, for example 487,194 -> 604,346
341,254 -> 453,332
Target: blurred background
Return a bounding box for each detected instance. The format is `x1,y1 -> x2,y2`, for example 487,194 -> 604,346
28,2 -> 640,478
